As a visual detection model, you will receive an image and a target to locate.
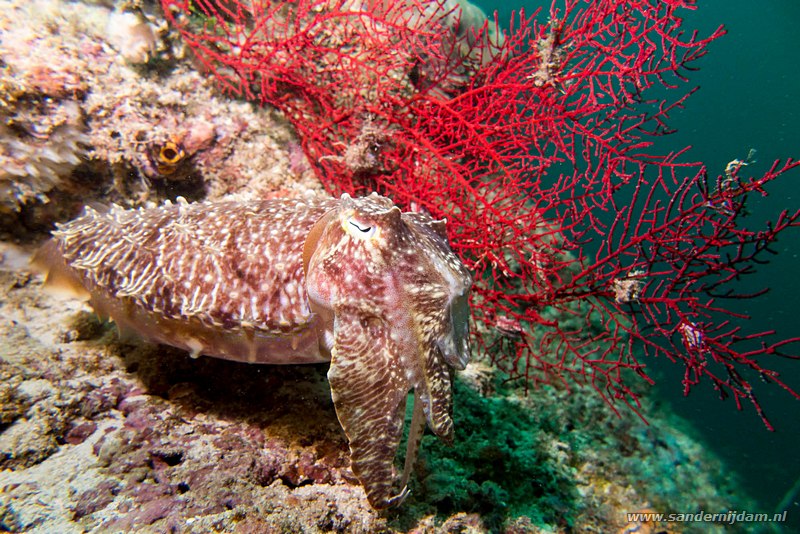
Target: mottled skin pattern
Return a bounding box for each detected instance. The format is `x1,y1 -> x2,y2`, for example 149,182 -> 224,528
35,193 -> 473,509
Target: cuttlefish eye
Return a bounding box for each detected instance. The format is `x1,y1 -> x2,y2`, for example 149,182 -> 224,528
346,217 -> 377,239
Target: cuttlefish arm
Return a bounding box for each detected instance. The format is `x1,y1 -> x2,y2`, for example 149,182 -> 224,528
305,193 -> 473,509
329,309 -> 452,509
327,306 -> 411,508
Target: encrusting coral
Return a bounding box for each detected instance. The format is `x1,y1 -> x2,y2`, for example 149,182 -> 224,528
0,9 -> 90,214
0,0 -> 321,233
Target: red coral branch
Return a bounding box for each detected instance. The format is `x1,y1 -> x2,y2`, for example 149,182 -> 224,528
162,0 -> 800,428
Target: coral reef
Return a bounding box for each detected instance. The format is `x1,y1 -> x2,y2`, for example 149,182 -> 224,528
0,266 -> 373,531
0,3 -> 90,215
0,0 -> 321,237
82,61 -> 320,203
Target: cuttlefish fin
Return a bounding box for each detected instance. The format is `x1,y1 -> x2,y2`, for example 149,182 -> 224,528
302,208 -> 338,278
30,239 -> 90,300
417,346 -> 456,442
328,310 -> 411,509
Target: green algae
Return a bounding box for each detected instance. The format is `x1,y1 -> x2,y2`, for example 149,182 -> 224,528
388,359 -> 761,533
395,378 -> 577,531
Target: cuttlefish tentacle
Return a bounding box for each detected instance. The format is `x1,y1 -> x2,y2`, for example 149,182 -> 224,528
400,389 -> 426,492
33,193 -> 473,510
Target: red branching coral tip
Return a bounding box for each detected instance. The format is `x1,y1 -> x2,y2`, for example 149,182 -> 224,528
162,0 -> 800,429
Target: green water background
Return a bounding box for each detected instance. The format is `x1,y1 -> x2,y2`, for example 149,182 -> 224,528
480,0 -> 800,526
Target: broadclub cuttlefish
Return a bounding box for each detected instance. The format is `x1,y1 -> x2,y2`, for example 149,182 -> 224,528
33,192 -> 473,509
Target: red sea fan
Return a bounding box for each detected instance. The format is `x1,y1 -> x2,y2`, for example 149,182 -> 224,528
161,0 -> 800,427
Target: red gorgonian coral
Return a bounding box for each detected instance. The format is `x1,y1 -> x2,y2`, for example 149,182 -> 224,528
161,0 -> 800,428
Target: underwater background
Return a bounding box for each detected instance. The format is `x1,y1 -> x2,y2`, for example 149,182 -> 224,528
488,0 -> 800,528
0,0 -> 797,531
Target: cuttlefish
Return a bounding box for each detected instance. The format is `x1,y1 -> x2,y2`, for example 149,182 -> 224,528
33,193 -> 473,509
